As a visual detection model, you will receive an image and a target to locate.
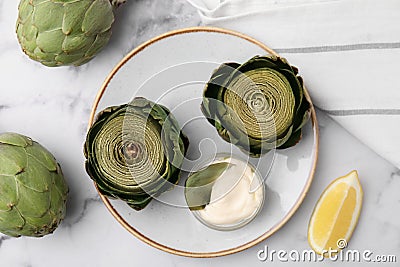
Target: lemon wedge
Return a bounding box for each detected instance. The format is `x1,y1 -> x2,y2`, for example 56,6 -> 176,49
308,170 -> 363,256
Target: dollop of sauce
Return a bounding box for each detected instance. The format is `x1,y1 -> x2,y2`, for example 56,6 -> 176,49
197,157 -> 264,227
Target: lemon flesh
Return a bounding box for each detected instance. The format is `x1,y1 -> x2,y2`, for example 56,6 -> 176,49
308,170 -> 363,256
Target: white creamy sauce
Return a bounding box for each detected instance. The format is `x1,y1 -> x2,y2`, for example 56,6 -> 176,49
197,158 -> 264,226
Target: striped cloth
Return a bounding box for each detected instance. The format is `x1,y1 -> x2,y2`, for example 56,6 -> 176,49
187,0 -> 400,168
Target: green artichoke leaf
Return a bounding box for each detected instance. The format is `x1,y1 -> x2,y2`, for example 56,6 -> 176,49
25,142 -> 58,172
201,63 -> 240,121
21,23 -> 38,43
62,0 -> 93,35
52,165 -> 69,196
278,130 -> 302,150
0,208 -> 25,236
32,47 -> 56,63
185,162 -> 231,211
16,161 -> 51,193
82,0 -> 114,35
31,1 -> 64,32
36,30 -> 65,54
84,30 -> 112,58
278,68 -> 303,107
48,177 -> 67,217
0,175 -> 18,211
0,146 -> 27,175
238,56 -> 293,74
31,0 -> 51,4
23,212 -> 53,233
62,34 -> 96,54
278,101 -> 310,150
292,96 -> 311,132
53,0 -> 83,3
0,132 -> 32,147
55,52 -> 86,65
127,195 -> 154,211
17,185 -> 51,218
18,0 -> 33,24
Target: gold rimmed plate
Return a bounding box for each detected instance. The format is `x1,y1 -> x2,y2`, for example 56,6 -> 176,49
88,27 -> 319,257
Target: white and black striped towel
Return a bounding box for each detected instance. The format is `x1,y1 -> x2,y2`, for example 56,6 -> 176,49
187,0 -> 400,168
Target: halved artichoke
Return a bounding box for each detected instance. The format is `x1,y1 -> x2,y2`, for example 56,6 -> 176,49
84,97 -> 189,211
201,56 -> 310,157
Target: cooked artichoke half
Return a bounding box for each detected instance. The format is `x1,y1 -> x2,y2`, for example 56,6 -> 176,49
201,56 -> 310,157
84,97 -> 189,211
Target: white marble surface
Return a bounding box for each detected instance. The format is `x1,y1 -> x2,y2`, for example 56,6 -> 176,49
0,1 -> 399,266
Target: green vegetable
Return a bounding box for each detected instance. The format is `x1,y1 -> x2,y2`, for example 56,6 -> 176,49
184,162 -> 231,211
84,97 -> 189,211
201,56 -> 310,157
0,133 -> 68,237
16,0 -> 126,67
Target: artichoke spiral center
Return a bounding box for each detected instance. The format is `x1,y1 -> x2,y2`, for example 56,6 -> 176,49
94,112 -> 165,191
123,142 -> 142,161
224,68 -> 295,140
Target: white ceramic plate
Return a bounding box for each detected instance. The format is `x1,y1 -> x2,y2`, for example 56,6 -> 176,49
89,27 -> 319,257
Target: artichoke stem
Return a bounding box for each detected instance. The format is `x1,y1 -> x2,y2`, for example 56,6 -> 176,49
110,0 -> 127,8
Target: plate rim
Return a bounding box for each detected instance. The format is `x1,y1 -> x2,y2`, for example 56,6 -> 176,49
88,26 -> 319,258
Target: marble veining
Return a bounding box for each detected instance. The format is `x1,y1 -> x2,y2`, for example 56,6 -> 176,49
0,0 -> 399,266
0,236 -> 11,249
62,196 -> 102,228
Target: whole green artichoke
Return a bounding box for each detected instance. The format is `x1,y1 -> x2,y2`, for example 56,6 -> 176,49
84,97 -> 189,211
0,133 -> 68,237
201,56 -> 310,157
16,0 -> 126,67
